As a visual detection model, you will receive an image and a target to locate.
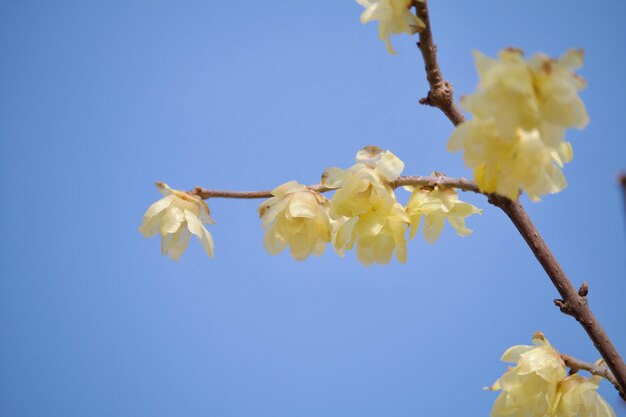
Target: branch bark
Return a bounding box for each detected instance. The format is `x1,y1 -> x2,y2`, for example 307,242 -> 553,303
413,0 -> 626,399
561,354 -> 619,389
413,0 -> 465,126
192,175 -> 478,200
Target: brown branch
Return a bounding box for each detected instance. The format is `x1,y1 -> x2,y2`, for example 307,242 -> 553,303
561,353 -> 619,389
191,175 -> 480,200
411,0 -> 626,399
413,0 -> 465,126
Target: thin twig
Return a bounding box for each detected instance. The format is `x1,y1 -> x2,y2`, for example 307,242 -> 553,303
414,0 -> 626,399
561,353 -> 619,389
413,0 -> 465,126
191,175 -> 479,200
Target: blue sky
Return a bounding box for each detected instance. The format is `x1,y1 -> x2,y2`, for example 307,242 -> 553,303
1,1 -> 625,416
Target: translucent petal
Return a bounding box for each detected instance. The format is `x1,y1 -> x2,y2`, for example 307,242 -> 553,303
422,213 -> 445,243
139,206 -> 168,237
322,167 -> 346,188
159,206 -> 184,235
272,180 -> 305,197
288,192 -> 317,219
185,209 -> 214,258
375,150 -> 404,181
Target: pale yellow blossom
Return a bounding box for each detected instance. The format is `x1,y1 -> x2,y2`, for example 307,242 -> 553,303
553,372 -> 615,417
449,121 -> 573,201
332,202 -> 409,266
449,49 -> 588,200
140,182 -> 214,260
324,146 -> 409,265
488,332 -> 567,417
356,0 -> 425,54
405,182 -> 482,243
258,181 -> 331,261
323,146 -> 404,219
461,48 -> 588,142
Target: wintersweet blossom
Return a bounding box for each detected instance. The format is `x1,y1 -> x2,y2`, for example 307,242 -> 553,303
356,0 -> 425,55
139,182 -> 214,260
488,332 -> 567,417
449,48 -> 588,201
324,146 -> 409,265
553,372 -> 615,417
258,181 -> 331,261
449,121 -> 573,201
323,146 -> 404,219
405,182 -> 482,243
332,202 -> 409,266
460,48 -> 589,142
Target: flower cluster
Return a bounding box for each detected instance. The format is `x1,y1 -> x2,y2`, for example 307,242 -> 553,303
489,332 -> 615,417
449,49 -> 589,201
139,182 -> 215,260
254,146 -> 481,265
140,148 -> 483,264
140,148 -> 482,264
355,0 -> 425,55
323,146 -> 410,265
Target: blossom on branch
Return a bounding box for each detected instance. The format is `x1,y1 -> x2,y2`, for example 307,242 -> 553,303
405,180 -> 482,243
449,49 -> 588,201
553,372 -> 615,417
449,121 -> 573,201
488,332 -> 566,417
356,0 -> 425,55
332,204 -> 409,266
139,182 -> 215,260
323,146 -> 409,265
258,181 -> 331,261
488,333 -> 616,417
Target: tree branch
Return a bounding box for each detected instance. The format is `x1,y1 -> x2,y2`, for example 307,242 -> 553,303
191,175 -> 479,199
413,0 -> 626,399
561,353 -> 619,389
413,0 -> 465,126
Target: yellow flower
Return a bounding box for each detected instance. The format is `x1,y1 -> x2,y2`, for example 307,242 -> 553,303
488,332 -> 567,417
258,181 -> 331,261
324,146 -> 409,265
449,121 -> 573,201
405,182 -> 482,243
323,146 -> 404,218
356,0 -> 425,55
332,203 -> 409,266
449,49 -> 588,200
528,49 -> 589,145
461,48 -> 588,141
139,182 -> 214,260
553,372 -> 615,417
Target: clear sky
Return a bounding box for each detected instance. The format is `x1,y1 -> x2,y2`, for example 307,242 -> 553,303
1,1 -> 625,416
